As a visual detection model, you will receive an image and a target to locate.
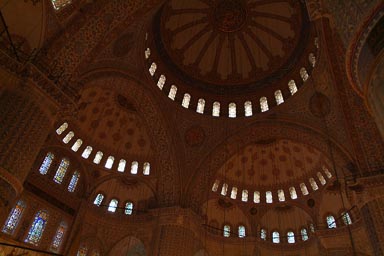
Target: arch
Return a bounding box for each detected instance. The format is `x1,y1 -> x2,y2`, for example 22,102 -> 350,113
108,236 -> 146,256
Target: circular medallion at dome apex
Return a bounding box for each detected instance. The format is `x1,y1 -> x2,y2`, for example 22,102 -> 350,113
156,0 -> 309,91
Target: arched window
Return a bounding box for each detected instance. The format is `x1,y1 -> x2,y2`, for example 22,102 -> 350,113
309,178 -> 319,191
300,183 -> 309,195
63,131 -> 74,144
71,139 -> 82,152
221,183 -> 228,196
125,202 -> 134,215
317,172 -> 326,185
287,231 -> 295,243
223,225 -> 231,237
309,223 -> 315,233
56,122 -> 68,135
230,187 -> 238,199
323,166 -> 333,178
54,158 -> 70,184
288,80 -> 298,95
326,215 -> 337,229
244,101 -> 253,117
81,146 -> 92,159
118,159 -> 126,172
274,90 -> 284,105
212,180 -> 220,192
149,62 -> 157,76
2,200 -> 25,234
68,171 -> 80,193
145,48 -> 151,59
51,221 -> 67,251
39,152 -> 54,175
342,212 -> 352,225
108,199 -> 118,213
301,228 -> 309,241
260,97 -> 269,112
131,161 -> 138,174
228,103 -> 236,118
254,191 -> 260,203
105,156 -> 114,169
182,93 -> 191,108
143,162 -> 151,175
238,225 -> 246,238
314,37 -> 319,48
278,189 -> 285,202
260,228 -> 267,240
51,0 -> 72,11
157,75 -> 166,90
272,231 -> 280,243
93,194 -> 104,206
93,151 -> 103,164
309,53 -> 316,67
266,191 -> 273,203
242,190 -> 248,202
77,245 -> 88,256
168,85 -> 177,100
212,102 -> 220,117
25,210 -> 49,245
196,98 -> 205,114
300,67 -> 309,82
289,187 -> 298,199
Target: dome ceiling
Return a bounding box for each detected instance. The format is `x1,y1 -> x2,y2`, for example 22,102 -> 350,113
156,0 -> 308,92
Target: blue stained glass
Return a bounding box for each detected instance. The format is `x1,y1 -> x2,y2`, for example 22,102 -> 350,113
39,152 -> 54,175
2,200 -> 25,234
54,158 -> 70,184
68,171 -> 80,192
51,221 -> 67,250
25,210 -> 49,245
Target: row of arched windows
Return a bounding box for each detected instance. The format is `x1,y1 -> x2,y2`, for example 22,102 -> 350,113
93,193 -> 134,215
2,200 -> 67,252
56,123 -> 151,176
212,168 -> 332,203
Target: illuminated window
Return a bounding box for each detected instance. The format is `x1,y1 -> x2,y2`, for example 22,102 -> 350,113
131,161 -> 138,174
287,231 -> 295,243
274,90 -> 284,105
125,202 -> 134,215
260,97 -> 269,112
2,200 -> 25,234
54,158 -> 69,184
105,156 -> 114,169
143,162 -> 151,175
81,146 -> 92,159
326,215 -> 336,229
300,67 -> 309,82
39,152 -> 54,175
317,172 -> 326,185
212,180 -> 220,192
323,166 -> 332,178
300,183 -> 309,195
51,0 -> 72,11
221,183 -> 228,196
230,187 -> 238,199
254,191 -> 260,203
289,187 -> 298,199
309,178 -> 319,191
118,159 -> 126,172
93,151 -> 103,164
238,225 -> 246,238
182,94 -> 191,108
272,231 -> 280,243
309,53 -> 316,67
228,103 -> 236,118
145,48 -> 151,59
212,102 -> 220,117
244,101 -> 253,116
260,228 -> 267,240
51,221 -> 67,251
242,190 -> 248,202
68,171 -> 80,192
149,62 -> 157,76
288,80 -> 298,95
301,228 -> 309,241
93,194 -> 104,206
342,212 -> 352,225
63,131 -> 74,144
223,225 -> 231,237
25,210 -> 49,245
309,223 -> 315,233
196,98 -> 205,114
266,191 -> 273,203
168,85 -> 177,100
277,189 -> 285,202
157,75 -> 166,90
71,139 -> 83,152
56,122 -> 68,135
77,245 -> 88,256
108,199 -> 118,213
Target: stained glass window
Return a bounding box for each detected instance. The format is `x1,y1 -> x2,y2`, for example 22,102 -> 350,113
254,191 -> 260,203
25,210 -> 49,245
56,122 -> 68,135
300,183 -> 309,195
2,200 -> 25,234
278,189 -> 285,202
244,101 -> 253,117
51,221 -> 67,251
157,75 -> 166,90
287,231 -> 295,243
81,146 -> 92,159
288,80 -> 298,95
63,131 -> 74,144
228,103 -> 236,118
238,225 -> 246,238
168,85 -> 177,100
260,97 -> 269,112
125,202 -> 133,215
289,187 -> 298,199
105,156 -> 114,169
221,183 -> 228,196
230,187 -> 237,199
272,231 -> 280,243
223,225 -> 230,237
301,228 -> 309,241
182,94 -> 191,108
212,180 -> 220,192
118,159 -> 126,172
39,152 -> 54,175
241,190 -> 248,202
326,215 -> 336,229
68,171 -> 80,192
93,151 -> 103,164
275,90 -> 284,105
196,98 -> 205,114
54,158 -> 70,184
93,194 -> 104,206
71,139 -> 83,152
108,199 -> 118,213
212,102 -> 220,117
131,161 -> 138,174
143,162 -> 150,176
77,245 -> 88,256
260,228 -> 267,240
149,62 -> 157,76
51,0 -> 72,10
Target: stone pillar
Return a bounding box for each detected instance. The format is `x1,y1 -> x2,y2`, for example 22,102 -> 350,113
361,198 -> 384,256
